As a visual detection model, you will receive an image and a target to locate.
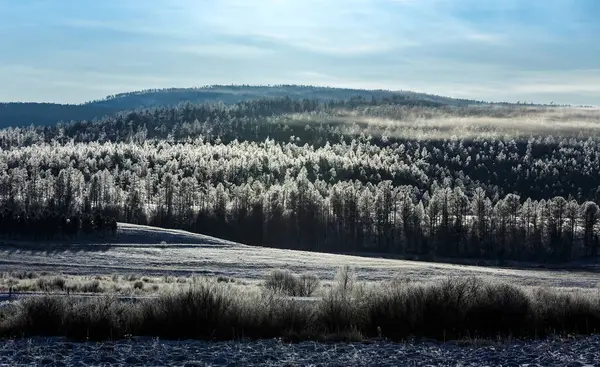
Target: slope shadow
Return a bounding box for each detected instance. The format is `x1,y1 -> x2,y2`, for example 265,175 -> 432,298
0,238 -> 113,255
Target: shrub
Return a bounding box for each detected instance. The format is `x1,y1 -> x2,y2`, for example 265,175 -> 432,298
126,274 -> 140,282
298,274 -> 320,297
52,277 -> 67,291
365,277 -> 535,340
35,277 -> 66,292
62,298 -> 133,340
320,266 -> 364,333
264,270 -> 320,297
133,281 -> 144,290
10,296 -> 67,336
137,283 -> 236,339
264,269 -> 300,296
217,276 -> 235,283
35,278 -> 49,291
79,280 -> 102,293
11,271 -> 38,280
531,289 -> 600,335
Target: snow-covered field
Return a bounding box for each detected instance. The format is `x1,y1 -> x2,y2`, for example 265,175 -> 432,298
1,223 -> 599,289
0,336 -> 598,366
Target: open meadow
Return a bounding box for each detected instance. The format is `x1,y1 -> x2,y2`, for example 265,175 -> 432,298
1,223 -> 600,294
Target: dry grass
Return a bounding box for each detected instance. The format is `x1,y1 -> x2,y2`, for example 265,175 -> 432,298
2,267 -> 600,342
0,272 -> 246,296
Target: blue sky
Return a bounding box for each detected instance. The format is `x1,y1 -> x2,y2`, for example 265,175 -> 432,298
1,0 -> 599,105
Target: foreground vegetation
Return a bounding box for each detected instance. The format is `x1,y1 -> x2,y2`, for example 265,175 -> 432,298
2,267 -> 600,342
0,271 -> 223,296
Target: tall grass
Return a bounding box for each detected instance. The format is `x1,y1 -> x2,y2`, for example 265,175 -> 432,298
2,269 -> 600,342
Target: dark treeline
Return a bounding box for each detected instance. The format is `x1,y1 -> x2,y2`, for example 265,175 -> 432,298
1,97 -> 599,262
0,209 -> 117,241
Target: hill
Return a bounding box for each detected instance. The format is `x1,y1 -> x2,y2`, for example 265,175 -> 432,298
89,85 -> 481,109
0,223 -> 598,287
0,85 -> 482,128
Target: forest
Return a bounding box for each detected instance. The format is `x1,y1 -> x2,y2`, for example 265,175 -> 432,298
1,94 -> 600,263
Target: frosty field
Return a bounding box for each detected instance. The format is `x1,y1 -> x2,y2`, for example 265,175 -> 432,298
1,223 -> 599,290
1,336 -> 599,367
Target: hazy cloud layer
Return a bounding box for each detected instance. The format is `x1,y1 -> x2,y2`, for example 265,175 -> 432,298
0,0 -> 599,104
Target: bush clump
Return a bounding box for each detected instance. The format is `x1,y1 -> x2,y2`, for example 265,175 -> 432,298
264,270 -> 320,297
78,280 -> 102,293
36,277 -> 66,292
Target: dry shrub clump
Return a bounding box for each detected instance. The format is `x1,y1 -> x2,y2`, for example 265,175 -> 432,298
2,268 -> 600,342
35,277 -> 67,292
264,269 -> 320,297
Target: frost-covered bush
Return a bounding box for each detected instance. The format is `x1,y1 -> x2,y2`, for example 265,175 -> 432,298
298,273 -> 320,297
264,270 -> 300,296
78,280 -> 102,293
264,270 -> 320,297
36,277 -> 66,292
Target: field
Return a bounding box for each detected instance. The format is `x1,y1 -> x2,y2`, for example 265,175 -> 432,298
2,336 -> 599,366
1,223 -> 600,294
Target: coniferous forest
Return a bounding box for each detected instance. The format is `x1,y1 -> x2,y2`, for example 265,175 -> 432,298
2,88 -> 600,264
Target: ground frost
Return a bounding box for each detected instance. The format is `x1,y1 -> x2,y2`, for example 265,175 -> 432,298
1,336 -> 599,366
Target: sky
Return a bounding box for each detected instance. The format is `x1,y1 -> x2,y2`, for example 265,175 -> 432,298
1,0 -> 599,105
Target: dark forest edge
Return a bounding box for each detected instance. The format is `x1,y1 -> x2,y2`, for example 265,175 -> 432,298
2,269 -> 600,342
1,97 -> 600,264
0,210 -> 117,243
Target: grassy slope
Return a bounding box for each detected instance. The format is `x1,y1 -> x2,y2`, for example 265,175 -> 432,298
0,223 -> 599,290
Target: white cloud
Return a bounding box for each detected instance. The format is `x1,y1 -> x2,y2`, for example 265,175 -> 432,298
173,44 -> 274,58
182,0 -> 405,55
1,0 -> 599,105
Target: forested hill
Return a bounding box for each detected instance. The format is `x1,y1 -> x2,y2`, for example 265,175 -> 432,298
0,85 -> 483,128
88,85 -> 482,109
1,96 -> 600,264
